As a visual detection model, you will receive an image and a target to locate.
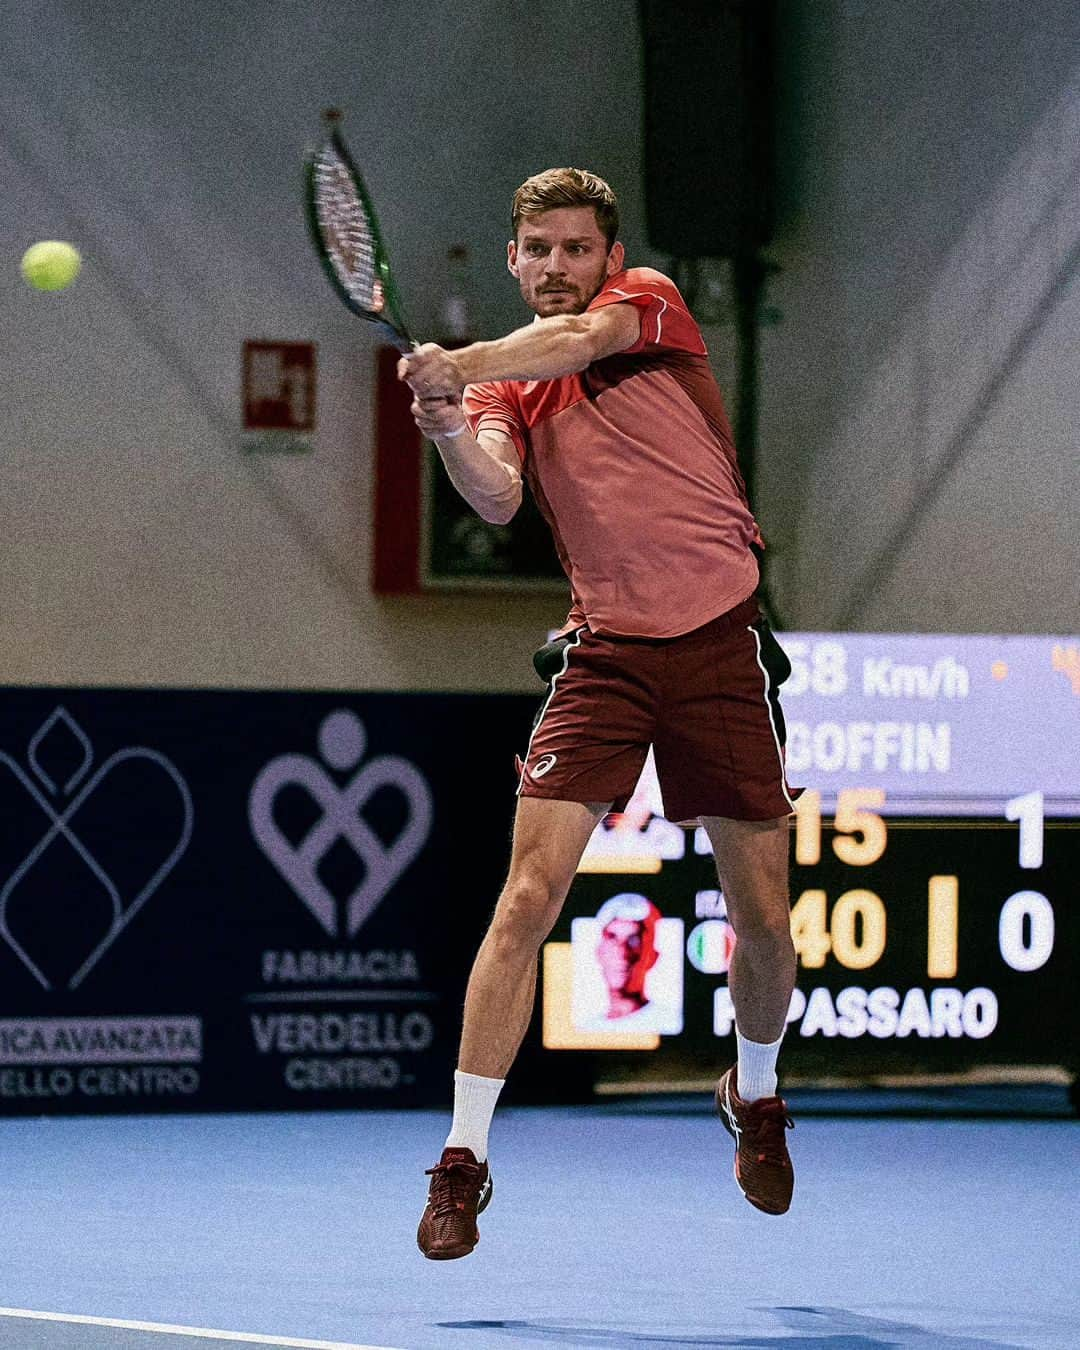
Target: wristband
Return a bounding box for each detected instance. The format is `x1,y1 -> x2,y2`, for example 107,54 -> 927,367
439,423 -> 469,440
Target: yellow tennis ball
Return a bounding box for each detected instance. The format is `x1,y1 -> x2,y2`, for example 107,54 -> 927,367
21,240 -> 82,292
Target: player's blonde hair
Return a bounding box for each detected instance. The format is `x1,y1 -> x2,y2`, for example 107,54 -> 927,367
511,168 -> 620,249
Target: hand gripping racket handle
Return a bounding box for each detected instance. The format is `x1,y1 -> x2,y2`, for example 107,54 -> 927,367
402,341 -> 459,408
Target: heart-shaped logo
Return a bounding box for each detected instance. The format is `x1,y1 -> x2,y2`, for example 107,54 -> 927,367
0,707 -> 194,990
248,710 -> 432,937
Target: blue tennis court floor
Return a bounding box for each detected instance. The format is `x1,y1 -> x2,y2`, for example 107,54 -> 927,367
1,1094 -> 1076,1349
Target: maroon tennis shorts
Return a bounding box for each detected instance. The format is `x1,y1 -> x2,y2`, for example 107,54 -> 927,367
516,595 -> 800,824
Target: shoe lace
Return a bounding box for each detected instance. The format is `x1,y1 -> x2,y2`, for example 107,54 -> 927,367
424,1158 -> 482,1219
744,1098 -> 795,1165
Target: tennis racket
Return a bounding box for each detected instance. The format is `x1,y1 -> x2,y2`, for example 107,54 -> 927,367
303,109 -> 416,352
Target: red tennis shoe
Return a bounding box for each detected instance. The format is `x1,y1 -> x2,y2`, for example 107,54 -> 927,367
715,1066 -> 795,1214
417,1147 -> 493,1260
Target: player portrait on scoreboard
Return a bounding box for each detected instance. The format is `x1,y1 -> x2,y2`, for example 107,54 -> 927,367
571,893 -> 684,1035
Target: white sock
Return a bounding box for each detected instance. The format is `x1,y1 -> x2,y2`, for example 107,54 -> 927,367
444,1069 -> 505,1162
736,1028 -> 784,1102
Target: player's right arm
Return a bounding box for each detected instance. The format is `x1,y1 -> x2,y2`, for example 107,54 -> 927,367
410,393 -> 522,525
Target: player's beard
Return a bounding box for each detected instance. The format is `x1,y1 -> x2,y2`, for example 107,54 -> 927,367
526,258 -> 611,317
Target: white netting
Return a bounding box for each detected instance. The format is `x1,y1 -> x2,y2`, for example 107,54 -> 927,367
314,148 -> 384,312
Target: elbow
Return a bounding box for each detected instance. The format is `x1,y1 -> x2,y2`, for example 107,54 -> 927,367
480,486 -> 522,526
482,503 -> 520,527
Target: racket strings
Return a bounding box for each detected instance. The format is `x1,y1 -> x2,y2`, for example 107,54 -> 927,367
314,150 -> 384,312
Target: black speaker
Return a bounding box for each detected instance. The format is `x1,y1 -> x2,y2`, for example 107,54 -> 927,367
640,0 -> 775,258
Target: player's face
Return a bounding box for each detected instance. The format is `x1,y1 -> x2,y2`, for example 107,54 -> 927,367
596,918 -> 647,994
508,207 -> 625,317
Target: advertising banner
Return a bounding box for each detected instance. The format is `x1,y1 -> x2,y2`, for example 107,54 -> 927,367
0,689 -> 531,1115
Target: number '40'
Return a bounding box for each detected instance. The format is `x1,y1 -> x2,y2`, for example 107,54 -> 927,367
789,888 -> 887,970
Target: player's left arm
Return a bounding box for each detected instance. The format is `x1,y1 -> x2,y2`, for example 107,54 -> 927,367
399,303 -> 641,393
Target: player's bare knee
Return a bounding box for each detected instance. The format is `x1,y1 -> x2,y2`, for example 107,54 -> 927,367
726,895 -> 793,953
490,874 -> 564,952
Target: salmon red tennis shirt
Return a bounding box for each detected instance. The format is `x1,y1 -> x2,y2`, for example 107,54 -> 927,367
461,267 -> 762,639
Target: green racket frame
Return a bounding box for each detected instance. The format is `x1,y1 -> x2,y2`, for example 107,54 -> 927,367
303,110 -> 414,352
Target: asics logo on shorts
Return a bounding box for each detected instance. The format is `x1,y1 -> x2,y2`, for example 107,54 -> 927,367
531,753 -> 558,779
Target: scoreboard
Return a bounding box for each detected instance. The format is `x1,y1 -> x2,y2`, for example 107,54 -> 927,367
539,632 -> 1079,1088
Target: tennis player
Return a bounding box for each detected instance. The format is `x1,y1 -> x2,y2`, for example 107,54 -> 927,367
400,168 -> 800,1259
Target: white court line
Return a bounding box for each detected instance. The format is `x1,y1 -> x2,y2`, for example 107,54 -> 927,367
0,1307 -> 403,1350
